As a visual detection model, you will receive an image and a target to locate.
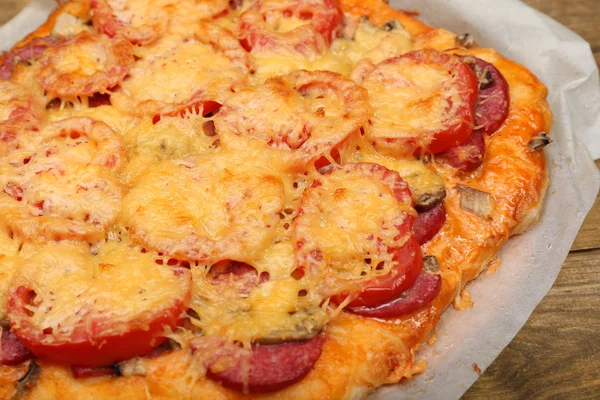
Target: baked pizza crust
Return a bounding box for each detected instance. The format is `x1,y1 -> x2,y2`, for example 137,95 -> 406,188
0,1 -> 551,399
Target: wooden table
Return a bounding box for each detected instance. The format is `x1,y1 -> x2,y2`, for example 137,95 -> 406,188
1,1 -> 599,398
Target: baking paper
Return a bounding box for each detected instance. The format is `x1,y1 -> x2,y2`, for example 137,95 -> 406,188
1,1 -> 599,399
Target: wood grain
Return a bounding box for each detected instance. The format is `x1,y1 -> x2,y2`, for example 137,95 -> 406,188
1,1 -> 599,399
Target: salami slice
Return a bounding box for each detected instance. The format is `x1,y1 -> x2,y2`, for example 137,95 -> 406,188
347,271 -> 442,318
196,336 -> 325,393
412,202 -> 446,245
1,329 -> 33,366
462,56 -> 510,135
0,36 -> 60,80
439,129 -> 485,172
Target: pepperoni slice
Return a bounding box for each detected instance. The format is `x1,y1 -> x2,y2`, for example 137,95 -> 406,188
194,336 -> 325,393
0,118 -> 126,242
37,32 -> 134,98
462,56 -> 510,135
362,49 -> 478,157
0,36 -> 60,80
122,157 -> 285,263
293,163 -> 420,304
439,129 -> 485,172
1,329 -> 33,366
112,23 -> 248,118
209,260 -> 269,296
0,81 -> 45,155
412,202 -> 446,245
239,0 -> 342,54
347,271 -> 442,318
215,70 -> 369,172
71,365 -> 117,379
7,241 -> 192,367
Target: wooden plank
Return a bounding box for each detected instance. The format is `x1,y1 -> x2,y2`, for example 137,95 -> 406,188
0,0 -> 28,26
463,248 -> 600,399
571,159 -> 600,251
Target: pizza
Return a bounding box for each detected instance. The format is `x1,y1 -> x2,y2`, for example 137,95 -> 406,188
0,0 -> 552,398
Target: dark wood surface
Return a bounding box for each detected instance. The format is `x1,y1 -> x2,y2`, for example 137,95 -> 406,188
1,1 -> 599,399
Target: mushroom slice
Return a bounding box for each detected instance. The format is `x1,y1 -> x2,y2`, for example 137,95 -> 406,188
423,255 -> 440,273
528,132 -> 552,151
117,357 -> 148,377
456,33 -> 474,48
255,306 -> 328,344
392,161 -> 446,211
14,361 -> 41,400
457,184 -> 493,219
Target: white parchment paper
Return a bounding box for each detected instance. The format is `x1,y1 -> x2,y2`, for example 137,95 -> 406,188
1,1 -> 599,399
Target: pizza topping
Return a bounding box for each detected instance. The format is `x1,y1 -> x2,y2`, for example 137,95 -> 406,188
215,70 -> 369,172
37,32 -> 134,98
122,158 -> 285,262
347,271 -> 441,318
0,36 -> 61,80
91,0 -> 167,45
1,329 -> 34,366
0,81 -> 45,155
7,241 -> 192,366
440,129 -> 485,172
193,335 -> 325,393
528,132 -> 552,151
208,261 -> 269,296
462,56 -> 510,135
71,365 -> 118,379
413,202 -> 446,245
456,33 -> 474,49
239,0 -> 343,55
457,184 -> 493,219
423,255 -> 440,273
293,163 -> 418,304
0,118 -> 126,242
363,49 -> 478,156
14,361 -> 41,398
112,24 -> 247,117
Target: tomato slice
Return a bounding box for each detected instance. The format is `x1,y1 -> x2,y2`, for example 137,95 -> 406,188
336,237 -> 423,308
239,0 -> 343,54
37,32 -> 134,98
362,49 -> 478,157
215,70 -> 369,172
293,163 -> 421,306
7,242 -> 192,367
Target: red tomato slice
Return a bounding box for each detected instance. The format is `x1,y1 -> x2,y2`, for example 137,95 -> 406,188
293,163 -> 421,306
7,243 -> 192,367
362,49 -> 478,157
239,0 -> 343,54
334,237 -> 423,308
215,70 -> 369,172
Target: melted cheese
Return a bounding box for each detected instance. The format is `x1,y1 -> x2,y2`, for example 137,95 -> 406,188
121,155 -> 285,263
250,20 -> 413,83
0,0 -> 459,375
10,240 -> 190,341
113,34 -> 244,115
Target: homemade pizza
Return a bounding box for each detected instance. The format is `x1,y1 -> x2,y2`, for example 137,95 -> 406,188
0,0 -> 552,398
